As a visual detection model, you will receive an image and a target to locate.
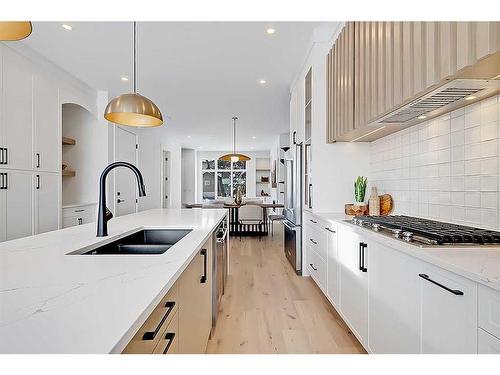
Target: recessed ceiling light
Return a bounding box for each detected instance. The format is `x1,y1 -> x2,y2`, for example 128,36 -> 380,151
464,95 -> 477,101
250,147 -> 255,150
121,76 -> 129,82
252,136 -> 257,139
187,135 -> 192,139
61,24 -> 73,31
417,115 -> 427,120
259,79 -> 266,85
266,28 -> 275,35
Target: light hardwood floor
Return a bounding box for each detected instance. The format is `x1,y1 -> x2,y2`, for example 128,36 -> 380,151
206,224 -> 365,354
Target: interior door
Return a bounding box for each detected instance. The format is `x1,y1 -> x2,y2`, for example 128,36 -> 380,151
115,127 -> 137,217
162,150 -> 170,208
35,173 -> 59,234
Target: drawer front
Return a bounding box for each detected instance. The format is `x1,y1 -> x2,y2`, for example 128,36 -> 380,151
307,246 -> 327,292
478,328 -> 500,354
153,310 -> 179,354
62,214 -> 93,228
305,222 -> 327,260
479,285 -> 500,339
62,205 -> 95,219
123,282 -> 179,354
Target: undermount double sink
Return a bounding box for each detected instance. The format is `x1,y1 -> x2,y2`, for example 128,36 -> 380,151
68,229 -> 192,255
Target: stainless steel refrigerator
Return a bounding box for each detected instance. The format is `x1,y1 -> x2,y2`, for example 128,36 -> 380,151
283,142 -> 303,275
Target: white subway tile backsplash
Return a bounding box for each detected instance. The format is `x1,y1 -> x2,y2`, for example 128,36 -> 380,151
370,94 -> 500,230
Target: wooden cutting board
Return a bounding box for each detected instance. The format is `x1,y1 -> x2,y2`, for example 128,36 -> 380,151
379,194 -> 393,216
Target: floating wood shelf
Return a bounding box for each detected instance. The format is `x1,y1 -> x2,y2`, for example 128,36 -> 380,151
62,137 -> 76,145
62,169 -> 76,177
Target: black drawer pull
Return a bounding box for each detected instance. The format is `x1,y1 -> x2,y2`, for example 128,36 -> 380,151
142,301 -> 176,341
162,332 -> 176,354
309,219 -> 317,224
0,147 -> 4,164
309,263 -> 317,271
418,274 -> 464,296
309,238 -> 317,245
325,227 -> 336,233
74,209 -> 85,213
36,153 -> 40,168
36,174 -> 40,190
359,242 -> 367,272
200,249 -> 207,283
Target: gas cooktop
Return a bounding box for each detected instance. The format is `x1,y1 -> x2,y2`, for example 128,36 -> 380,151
351,215 -> 500,246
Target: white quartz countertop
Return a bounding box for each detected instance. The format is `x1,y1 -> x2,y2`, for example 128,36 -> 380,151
0,208 -> 227,353
312,212 -> 500,292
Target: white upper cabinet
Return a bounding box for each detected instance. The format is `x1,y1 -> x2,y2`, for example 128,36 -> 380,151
368,241 -> 420,353
338,226 -> 368,346
33,73 -> 59,173
34,173 -> 59,234
419,262 -> 477,353
1,47 -> 33,171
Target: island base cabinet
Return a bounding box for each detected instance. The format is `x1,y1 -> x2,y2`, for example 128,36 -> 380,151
178,243 -> 212,354
368,242 -> 420,354
123,236 -> 213,354
419,263 -> 477,353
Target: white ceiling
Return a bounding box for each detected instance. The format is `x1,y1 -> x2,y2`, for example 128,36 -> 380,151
23,22 -> 336,151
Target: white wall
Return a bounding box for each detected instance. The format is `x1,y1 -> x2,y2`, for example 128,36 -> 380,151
181,148 -> 197,205
196,150 -> 271,202
371,94 -> 500,230
290,23 -> 371,214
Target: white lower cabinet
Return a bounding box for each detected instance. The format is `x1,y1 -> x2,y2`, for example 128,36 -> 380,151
325,224 -> 339,308
478,284 -> 500,339
34,173 -> 59,235
419,262 -> 477,353
368,241 -> 420,353
62,204 -> 96,228
338,226 -> 368,346
306,245 -> 327,292
478,328 -> 500,354
0,170 -> 33,241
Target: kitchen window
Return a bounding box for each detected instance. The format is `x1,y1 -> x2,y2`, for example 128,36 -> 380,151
201,159 -> 247,200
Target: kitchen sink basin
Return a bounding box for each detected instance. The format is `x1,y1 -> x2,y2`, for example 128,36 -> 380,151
69,229 -> 192,255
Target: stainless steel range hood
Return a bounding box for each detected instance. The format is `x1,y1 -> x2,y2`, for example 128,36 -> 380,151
368,78 -> 500,127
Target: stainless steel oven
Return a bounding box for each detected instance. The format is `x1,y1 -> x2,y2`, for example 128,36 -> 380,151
212,218 -> 228,328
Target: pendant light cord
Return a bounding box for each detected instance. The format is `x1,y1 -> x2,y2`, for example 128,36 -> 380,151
232,117 -> 238,155
133,21 -> 137,94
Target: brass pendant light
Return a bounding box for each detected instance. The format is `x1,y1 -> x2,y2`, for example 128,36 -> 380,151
104,22 -> 163,127
0,21 -> 32,41
219,117 -> 251,162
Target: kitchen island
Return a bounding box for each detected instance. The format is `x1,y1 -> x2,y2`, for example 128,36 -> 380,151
0,208 -> 227,354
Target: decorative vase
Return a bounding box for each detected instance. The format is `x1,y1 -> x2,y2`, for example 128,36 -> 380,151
234,186 -> 242,205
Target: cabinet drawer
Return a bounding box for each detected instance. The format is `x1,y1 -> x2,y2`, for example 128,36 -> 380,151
62,205 -> 95,219
478,328 -> 500,354
153,310 -> 179,354
123,283 -> 178,354
479,285 -> 500,340
307,246 -> 327,292
305,222 -> 327,260
62,214 -> 93,228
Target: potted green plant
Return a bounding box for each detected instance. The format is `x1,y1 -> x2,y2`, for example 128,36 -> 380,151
354,176 -> 368,206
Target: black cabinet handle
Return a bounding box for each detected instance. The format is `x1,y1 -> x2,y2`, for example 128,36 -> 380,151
200,249 -> 207,283
293,131 -> 297,145
418,274 -> 464,296
309,219 -> 317,224
142,301 -> 176,341
3,148 -> 7,165
77,218 -> 83,225
359,242 -> 368,272
0,147 -> 4,164
309,263 -> 317,271
325,227 -> 336,233
0,173 -> 5,189
308,184 -> 312,209
162,332 -> 176,354
36,153 -> 40,168
36,174 -> 40,190
309,238 -> 317,245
